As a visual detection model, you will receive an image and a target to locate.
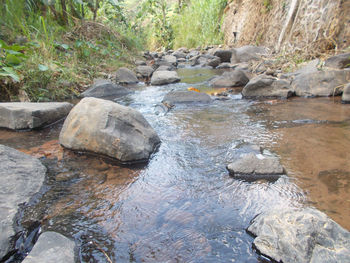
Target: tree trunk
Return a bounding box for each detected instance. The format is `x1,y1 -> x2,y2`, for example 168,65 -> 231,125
93,0 -> 99,21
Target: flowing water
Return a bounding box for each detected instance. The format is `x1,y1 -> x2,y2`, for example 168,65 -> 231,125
0,67 -> 349,262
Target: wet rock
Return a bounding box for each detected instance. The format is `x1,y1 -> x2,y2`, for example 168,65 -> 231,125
342,83 -> 350,103
59,97 -> 160,163
163,55 -> 177,66
115,67 -> 138,84
247,207 -> 350,263
291,70 -> 350,97
177,58 -> 186,63
162,90 -> 211,105
172,50 -> 187,59
22,232 -> 75,263
153,60 -> 175,70
81,79 -> 131,99
0,145 -> 46,258
231,46 -> 268,64
216,63 -> 236,69
0,102 -> 73,130
325,53 -> 350,69
213,49 -> 232,63
135,65 -> 155,78
226,152 -> 284,181
206,56 -> 221,68
155,64 -> 175,72
186,50 -> 200,59
210,69 -> 249,87
150,71 -> 181,85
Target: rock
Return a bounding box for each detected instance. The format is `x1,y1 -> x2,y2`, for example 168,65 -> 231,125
155,65 -> 175,71
210,69 -> 249,87
186,50 -> 200,59
0,102 -> 73,130
135,65 -> 155,78
163,55 -> 177,66
115,67 -> 138,84
324,53 -> 350,69
176,47 -> 188,53
226,152 -> 284,180
177,58 -> 186,63
135,60 -> 147,66
242,75 -> 293,99
172,50 -> 187,59
153,60 -> 175,70
59,98 -> 160,163
342,83 -> 350,103
231,45 -> 268,64
22,232 -> 75,263
214,49 -> 232,63
247,207 -> 350,263
150,71 -> 181,85
81,79 -> 131,99
216,63 -> 236,69
206,56 -> 221,68
0,145 -> 46,258
292,70 -> 350,97
162,90 -> 211,106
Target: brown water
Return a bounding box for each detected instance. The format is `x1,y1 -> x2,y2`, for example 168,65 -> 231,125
0,67 -> 349,262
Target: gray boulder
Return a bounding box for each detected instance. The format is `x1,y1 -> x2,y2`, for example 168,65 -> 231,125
155,64 -> 175,72
115,67 -> 138,84
23,232 -> 75,263
135,60 -> 147,66
292,70 -> 350,97
163,55 -> 177,66
59,97 -> 160,163
227,152 -> 284,181
214,49 -> 232,63
136,65 -> 154,78
162,90 -> 211,106
247,207 -> 350,263
242,75 -> 293,99
342,83 -> 350,103
0,145 -> 46,258
210,69 -> 249,87
206,56 -> 221,68
231,45 -> 268,64
216,63 -> 236,69
172,50 -> 187,59
153,60 -> 175,70
150,71 -> 181,85
81,79 -> 131,99
187,50 -> 200,59
0,102 -> 73,130
324,53 -> 350,69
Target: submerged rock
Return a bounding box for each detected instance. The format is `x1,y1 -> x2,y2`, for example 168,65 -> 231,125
342,83 -> 350,103
247,207 -> 350,263
162,90 -> 211,106
242,75 -> 293,99
0,145 -> 46,259
292,70 -> 350,97
81,79 -> 131,99
115,67 -> 138,84
227,152 -> 284,181
324,53 -> 350,69
23,232 -> 75,263
150,71 -> 181,85
59,97 -> 160,163
210,69 -> 249,87
0,102 -> 73,130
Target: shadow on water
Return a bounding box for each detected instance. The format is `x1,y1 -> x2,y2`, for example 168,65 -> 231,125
1,68 -> 349,262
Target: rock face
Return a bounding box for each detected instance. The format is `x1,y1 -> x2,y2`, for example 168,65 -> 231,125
136,65 -> 154,78
59,98 -> 160,163
0,102 -> 73,130
210,69 -> 249,87
81,79 -> 131,99
242,75 -> 293,99
325,53 -> 350,69
342,83 -> 350,103
162,90 -> 211,105
227,152 -> 284,180
214,49 -> 232,63
0,145 -> 46,258
115,67 -> 138,84
231,46 -> 268,64
23,232 -> 75,263
292,70 -> 350,97
150,71 -> 181,85
247,208 -> 350,263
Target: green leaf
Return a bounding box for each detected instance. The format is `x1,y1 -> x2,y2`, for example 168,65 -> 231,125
0,67 -> 20,82
61,44 -> 69,50
75,41 -> 83,48
38,64 -> 49,71
5,54 -> 22,65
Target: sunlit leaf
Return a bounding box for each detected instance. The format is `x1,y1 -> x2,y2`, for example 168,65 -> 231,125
5,54 -> 22,65
0,67 -> 20,82
38,64 -> 49,71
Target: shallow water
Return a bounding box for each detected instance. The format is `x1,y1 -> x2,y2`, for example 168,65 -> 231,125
0,67 -> 349,262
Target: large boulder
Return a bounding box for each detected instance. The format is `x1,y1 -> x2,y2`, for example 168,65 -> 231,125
0,145 -> 46,258
162,90 -> 211,106
247,207 -> 350,263
150,71 -> 181,85
81,79 -> 131,99
206,56 -> 221,68
291,70 -> 350,97
242,75 -> 293,99
163,55 -> 177,66
0,102 -> 73,130
135,65 -> 155,78
172,50 -> 187,59
213,49 -> 232,63
59,97 -> 160,163
22,232 -> 75,263
227,152 -> 284,181
210,69 -> 249,87
115,67 -> 138,84
342,83 -> 350,103
231,46 -> 268,64
324,53 -> 350,69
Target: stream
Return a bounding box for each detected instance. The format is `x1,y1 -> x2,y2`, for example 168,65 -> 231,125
1,67 -> 350,262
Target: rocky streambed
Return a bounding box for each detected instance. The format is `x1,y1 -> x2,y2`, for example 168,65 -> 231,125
0,46 -> 350,262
